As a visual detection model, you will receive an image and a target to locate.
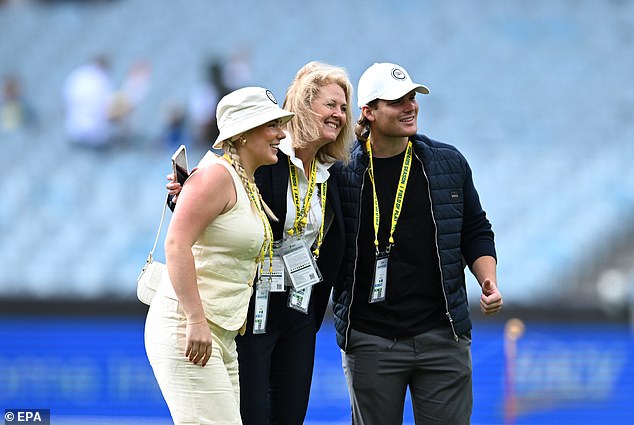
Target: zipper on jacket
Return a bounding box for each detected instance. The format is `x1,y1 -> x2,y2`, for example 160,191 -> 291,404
417,154 -> 459,342
344,166 -> 368,352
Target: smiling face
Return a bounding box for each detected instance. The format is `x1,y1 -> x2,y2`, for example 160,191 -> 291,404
366,89 -> 419,139
237,119 -> 286,171
310,82 -> 348,149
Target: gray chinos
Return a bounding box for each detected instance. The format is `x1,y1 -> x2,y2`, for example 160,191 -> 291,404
342,326 -> 473,425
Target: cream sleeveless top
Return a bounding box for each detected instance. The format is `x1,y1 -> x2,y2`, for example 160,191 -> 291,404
192,153 -> 264,332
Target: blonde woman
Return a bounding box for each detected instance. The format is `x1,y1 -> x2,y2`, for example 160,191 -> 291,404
167,61 -> 354,425
145,87 -> 293,425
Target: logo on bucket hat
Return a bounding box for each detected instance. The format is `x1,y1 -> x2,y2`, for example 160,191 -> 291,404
357,62 -> 429,108
265,89 -> 277,104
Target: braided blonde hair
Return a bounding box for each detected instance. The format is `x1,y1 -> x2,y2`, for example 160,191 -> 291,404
221,138 -> 278,222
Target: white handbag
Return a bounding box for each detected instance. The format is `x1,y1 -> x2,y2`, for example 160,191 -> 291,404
136,194 -> 170,305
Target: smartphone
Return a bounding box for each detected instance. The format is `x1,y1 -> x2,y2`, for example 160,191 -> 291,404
171,144 -> 189,185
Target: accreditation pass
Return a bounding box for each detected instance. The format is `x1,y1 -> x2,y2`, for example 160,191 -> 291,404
281,237 -> 322,290
258,254 -> 285,292
369,252 -> 388,303
253,281 -> 270,334
288,285 -> 312,314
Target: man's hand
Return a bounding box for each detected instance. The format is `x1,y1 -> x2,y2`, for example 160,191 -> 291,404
480,279 -> 503,315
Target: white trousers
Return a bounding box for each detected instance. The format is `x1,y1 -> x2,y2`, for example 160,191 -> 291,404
145,294 -> 242,425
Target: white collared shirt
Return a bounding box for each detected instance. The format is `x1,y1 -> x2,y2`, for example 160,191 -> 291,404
278,136 -> 333,248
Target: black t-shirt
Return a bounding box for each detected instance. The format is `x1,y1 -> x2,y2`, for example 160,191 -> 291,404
351,150 -> 446,338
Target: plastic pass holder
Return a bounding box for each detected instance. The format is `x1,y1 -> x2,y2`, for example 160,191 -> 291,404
369,251 -> 388,303
280,236 -> 322,291
288,285 -> 312,314
253,280 -> 270,334
259,253 -> 285,292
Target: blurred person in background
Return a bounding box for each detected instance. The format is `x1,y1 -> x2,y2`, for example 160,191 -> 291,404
157,100 -> 189,151
167,61 -> 354,425
62,55 -> 114,150
1,73 -> 37,132
121,59 -> 152,108
188,57 -> 231,149
332,62 -> 503,425
106,90 -> 132,145
145,86 -> 294,425
223,45 -> 254,91
112,59 -> 153,144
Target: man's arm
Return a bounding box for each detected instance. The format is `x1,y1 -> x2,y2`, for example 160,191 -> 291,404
470,255 -> 503,316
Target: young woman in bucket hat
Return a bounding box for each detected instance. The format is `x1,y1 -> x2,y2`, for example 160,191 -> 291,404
167,61 -> 354,425
145,86 -> 294,425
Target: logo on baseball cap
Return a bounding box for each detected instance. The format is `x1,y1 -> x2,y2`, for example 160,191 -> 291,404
357,62 -> 429,108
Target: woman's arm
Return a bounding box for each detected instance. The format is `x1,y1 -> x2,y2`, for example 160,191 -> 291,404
164,161 -> 236,365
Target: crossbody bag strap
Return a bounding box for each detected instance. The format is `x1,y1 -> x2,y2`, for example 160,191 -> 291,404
147,194 -> 170,263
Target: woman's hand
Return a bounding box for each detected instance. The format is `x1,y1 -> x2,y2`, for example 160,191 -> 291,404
166,174 -> 183,203
185,319 -> 212,367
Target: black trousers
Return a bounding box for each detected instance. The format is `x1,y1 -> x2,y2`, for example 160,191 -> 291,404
236,287 -> 319,425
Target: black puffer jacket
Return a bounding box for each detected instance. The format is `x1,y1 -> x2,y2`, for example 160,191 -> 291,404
332,134 -> 496,350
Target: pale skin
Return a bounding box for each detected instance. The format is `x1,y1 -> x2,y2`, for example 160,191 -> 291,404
164,120 -> 286,367
361,90 -> 503,315
294,82 -> 348,176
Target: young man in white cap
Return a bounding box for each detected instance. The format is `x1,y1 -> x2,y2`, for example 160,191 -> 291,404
332,63 -> 503,424
145,87 -> 294,425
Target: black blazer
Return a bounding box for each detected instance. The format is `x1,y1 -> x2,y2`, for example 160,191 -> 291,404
255,150 -> 345,330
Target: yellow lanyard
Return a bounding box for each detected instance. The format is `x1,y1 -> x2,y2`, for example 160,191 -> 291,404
365,138 -> 413,253
287,156 -> 328,257
223,154 -> 274,276
314,181 -> 327,257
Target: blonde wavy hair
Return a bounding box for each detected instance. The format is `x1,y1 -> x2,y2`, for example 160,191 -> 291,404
283,61 -> 354,164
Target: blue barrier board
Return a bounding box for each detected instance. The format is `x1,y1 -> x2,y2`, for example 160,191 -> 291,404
0,316 -> 632,424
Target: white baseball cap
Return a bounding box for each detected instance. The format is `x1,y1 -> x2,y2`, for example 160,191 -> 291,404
213,87 -> 294,149
357,63 -> 429,108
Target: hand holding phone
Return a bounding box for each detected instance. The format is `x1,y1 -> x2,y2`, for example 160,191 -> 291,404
171,145 -> 189,185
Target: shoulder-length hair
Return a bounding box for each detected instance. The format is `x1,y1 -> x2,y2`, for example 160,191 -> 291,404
283,61 -> 354,163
